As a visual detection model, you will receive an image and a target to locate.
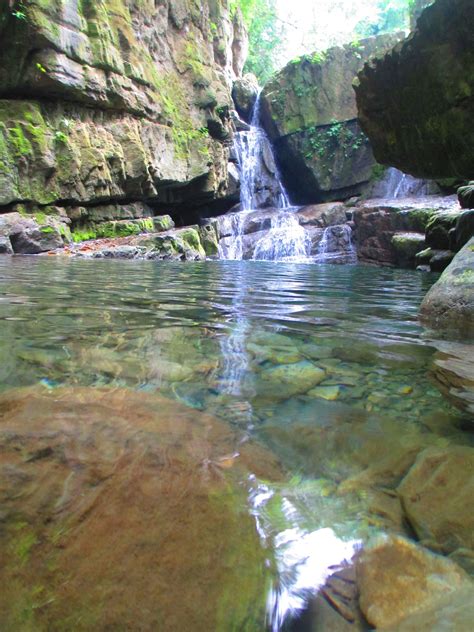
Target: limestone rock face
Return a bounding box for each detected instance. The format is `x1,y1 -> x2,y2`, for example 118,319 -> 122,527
260,34 -> 403,204
0,0 -> 247,242
419,237 -> 474,335
355,0 -> 474,179
356,535 -> 472,630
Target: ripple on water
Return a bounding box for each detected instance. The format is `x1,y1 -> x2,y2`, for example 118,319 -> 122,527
0,257 -> 472,629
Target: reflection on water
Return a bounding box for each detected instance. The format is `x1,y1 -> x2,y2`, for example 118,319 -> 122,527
0,257 -> 472,630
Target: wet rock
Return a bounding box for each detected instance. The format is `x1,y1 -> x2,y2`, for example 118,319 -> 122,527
260,34 -> 403,203
458,182 -> 474,209
429,341 -> 474,416
381,585 -> 474,631
398,445 -> 474,554
256,361 -> 326,401
454,209 -> 474,249
391,232 -> 425,268
419,237 -> 474,335
355,0 -> 474,180
0,385 -> 283,631
232,73 -> 259,122
295,203 -> 347,228
356,535 -> 472,630
0,209 -> 70,254
0,1 -> 243,225
428,249 -> 455,272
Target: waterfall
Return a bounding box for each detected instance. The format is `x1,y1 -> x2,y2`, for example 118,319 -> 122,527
315,225 -> 357,264
234,92 -> 290,211
374,167 -> 434,199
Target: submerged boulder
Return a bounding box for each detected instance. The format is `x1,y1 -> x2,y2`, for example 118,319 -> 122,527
355,0 -> 474,179
398,445 -> 474,554
260,34 -> 402,204
356,534 -> 473,630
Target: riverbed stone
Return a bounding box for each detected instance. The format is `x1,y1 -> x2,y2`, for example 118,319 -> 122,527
0,385 -> 283,631
398,445 -> 474,554
356,534 -> 472,630
256,361 -> 326,400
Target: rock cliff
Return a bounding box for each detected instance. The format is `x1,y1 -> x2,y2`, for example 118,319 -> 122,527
259,34 -> 402,205
0,0 -> 246,251
355,0 -> 474,179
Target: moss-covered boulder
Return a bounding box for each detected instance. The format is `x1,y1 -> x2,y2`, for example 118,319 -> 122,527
458,182 -> 474,209
0,0 -> 247,243
260,34 -> 402,204
420,237 -> 474,335
355,0 -> 474,179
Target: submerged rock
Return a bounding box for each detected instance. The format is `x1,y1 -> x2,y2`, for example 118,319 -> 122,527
255,361 -> 326,401
0,385 -> 283,631
398,445 -> 474,554
356,534 -> 472,630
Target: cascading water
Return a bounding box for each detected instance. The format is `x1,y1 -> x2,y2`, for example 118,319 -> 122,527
373,167 -> 435,199
234,93 -> 290,212
222,94 -> 312,262
315,225 -> 357,264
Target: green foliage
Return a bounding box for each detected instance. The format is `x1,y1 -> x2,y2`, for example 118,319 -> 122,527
54,130 -> 68,144
232,0 -> 285,83
354,0 -> 411,37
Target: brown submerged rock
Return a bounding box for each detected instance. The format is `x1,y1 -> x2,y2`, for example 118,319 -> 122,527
398,445 -> 474,555
356,535 -> 473,630
0,385 -> 283,631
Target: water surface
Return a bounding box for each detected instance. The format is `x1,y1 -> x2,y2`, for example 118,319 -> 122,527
0,257 -> 470,631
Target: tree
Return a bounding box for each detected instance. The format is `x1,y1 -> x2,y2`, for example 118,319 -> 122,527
231,0 -> 286,84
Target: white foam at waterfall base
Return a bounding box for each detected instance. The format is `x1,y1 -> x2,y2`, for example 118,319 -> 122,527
252,210 -> 312,262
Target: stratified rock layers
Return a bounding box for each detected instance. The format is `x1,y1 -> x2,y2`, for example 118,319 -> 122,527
260,34 -> 402,204
355,0 -> 474,179
0,1 -> 245,228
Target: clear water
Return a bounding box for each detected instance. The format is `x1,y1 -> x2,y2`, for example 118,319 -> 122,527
0,257 -> 471,631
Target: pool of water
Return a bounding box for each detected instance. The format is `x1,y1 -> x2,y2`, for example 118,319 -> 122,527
0,257 -> 471,631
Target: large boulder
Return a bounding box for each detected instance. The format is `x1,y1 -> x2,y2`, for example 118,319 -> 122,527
232,73 -> 259,122
398,446 -> 474,554
352,195 -> 459,266
355,0 -> 474,179
260,34 -> 403,204
419,237 -> 474,335
458,182 -> 474,209
0,0 -> 248,247
356,534 -> 473,630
